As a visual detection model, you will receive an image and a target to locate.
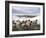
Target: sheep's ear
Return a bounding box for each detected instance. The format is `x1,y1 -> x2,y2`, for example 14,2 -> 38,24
31,21 -> 32,23
30,23 -> 31,25
21,23 -> 22,24
15,23 -> 16,24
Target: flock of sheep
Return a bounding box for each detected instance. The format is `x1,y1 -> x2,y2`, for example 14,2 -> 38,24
12,19 -> 39,31
12,16 -> 40,31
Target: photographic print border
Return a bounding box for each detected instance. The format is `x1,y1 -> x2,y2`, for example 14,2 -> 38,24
5,1 -> 45,37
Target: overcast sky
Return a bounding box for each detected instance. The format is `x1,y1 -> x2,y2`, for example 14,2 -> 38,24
12,6 -> 40,16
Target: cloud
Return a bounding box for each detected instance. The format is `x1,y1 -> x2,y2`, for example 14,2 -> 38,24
12,6 -> 40,16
